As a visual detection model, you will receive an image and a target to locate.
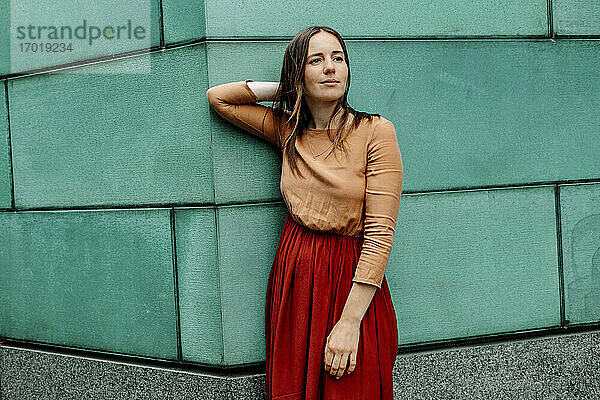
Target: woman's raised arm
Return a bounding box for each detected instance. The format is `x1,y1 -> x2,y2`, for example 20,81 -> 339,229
206,80 -> 288,149
246,81 -> 279,101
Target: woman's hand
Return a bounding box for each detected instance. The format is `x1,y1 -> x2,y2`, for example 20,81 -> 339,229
246,81 -> 281,102
323,318 -> 360,379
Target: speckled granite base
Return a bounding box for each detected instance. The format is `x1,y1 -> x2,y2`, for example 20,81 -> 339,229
1,330 -> 599,399
393,331 -> 600,399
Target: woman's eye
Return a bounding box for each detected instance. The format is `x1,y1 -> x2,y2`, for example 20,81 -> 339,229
308,56 -> 343,64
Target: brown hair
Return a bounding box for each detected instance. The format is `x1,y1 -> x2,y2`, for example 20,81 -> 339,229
270,26 -> 379,179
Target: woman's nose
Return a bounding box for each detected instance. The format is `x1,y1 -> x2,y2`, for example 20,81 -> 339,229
323,59 -> 335,72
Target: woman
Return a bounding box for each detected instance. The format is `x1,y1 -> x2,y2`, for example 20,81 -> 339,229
207,25 -> 403,400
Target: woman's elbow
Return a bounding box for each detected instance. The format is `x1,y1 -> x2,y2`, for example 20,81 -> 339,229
206,87 -> 227,110
206,87 -> 217,106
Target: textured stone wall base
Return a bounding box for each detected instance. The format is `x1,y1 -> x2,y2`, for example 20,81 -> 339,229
1,330 -> 599,399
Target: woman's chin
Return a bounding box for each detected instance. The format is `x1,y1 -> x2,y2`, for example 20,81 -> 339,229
316,93 -> 344,102
304,89 -> 345,103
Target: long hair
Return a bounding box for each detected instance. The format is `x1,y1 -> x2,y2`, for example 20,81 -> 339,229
271,26 -> 379,179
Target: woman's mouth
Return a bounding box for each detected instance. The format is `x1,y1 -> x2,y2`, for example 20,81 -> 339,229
320,81 -> 339,87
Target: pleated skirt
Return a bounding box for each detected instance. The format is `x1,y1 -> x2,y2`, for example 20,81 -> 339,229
265,212 -> 398,400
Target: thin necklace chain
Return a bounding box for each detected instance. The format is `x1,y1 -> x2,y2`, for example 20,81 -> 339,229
306,112 -> 351,160
306,132 -> 335,160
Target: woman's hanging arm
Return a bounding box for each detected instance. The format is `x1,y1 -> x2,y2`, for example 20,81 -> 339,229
206,80 -> 285,148
350,118 -> 404,290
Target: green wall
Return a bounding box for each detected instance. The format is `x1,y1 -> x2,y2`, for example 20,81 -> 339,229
0,0 -> 599,367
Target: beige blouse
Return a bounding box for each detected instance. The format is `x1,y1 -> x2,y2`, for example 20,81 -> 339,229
206,80 -> 403,289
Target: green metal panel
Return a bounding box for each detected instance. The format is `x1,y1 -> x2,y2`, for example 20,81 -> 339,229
348,39 -> 599,192
0,208 -> 177,360
9,44 -> 212,209
559,183 -> 600,325
386,186 -> 560,344
217,203 -> 287,365
209,39 -> 600,204
2,0 -> 160,77
553,0 -> 600,35
162,0 -> 206,45
205,0 -> 547,38
350,38 -> 599,193
0,82 -> 10,209
208,42 -> 283,205
174,207 -> 224,364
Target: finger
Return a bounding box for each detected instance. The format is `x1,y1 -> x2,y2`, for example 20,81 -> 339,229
324,346 -> 334,372
324,347 -> 334,372
330,352 -> 341,376
336,353 -> 349,378
347,352 -> 357,374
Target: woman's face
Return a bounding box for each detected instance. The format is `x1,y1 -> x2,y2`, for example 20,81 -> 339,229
303,31 -> 348,103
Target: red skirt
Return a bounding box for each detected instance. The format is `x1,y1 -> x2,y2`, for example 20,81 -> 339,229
265,212 -> 398,400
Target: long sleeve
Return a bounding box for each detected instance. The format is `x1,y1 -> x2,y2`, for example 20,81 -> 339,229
206,80 -> 288,149
352,119 -> 404,289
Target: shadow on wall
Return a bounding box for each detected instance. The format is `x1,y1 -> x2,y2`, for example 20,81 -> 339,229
568,214 -> 600,320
